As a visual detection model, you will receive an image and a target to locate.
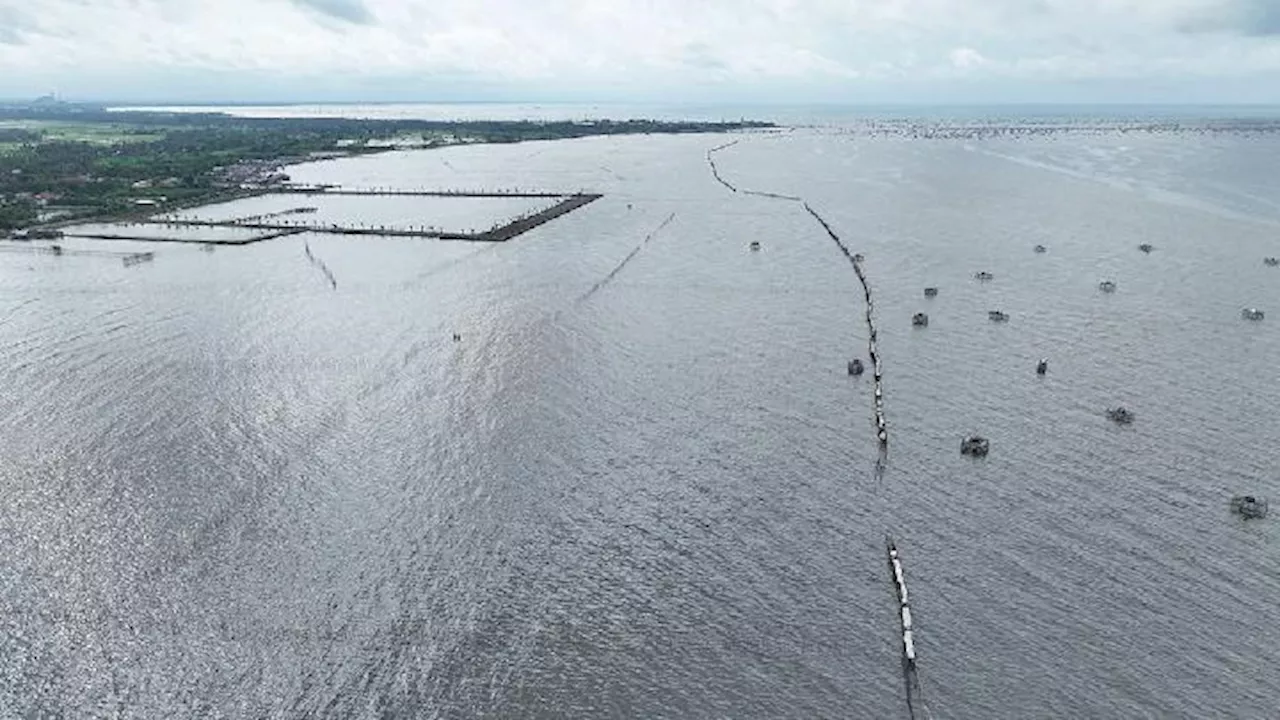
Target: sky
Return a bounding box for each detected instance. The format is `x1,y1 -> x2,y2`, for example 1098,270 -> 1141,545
1,0 -> 1279,104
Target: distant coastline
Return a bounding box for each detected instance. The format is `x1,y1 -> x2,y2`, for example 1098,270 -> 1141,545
0,99 -> 774,232
102,101 -> 1280,125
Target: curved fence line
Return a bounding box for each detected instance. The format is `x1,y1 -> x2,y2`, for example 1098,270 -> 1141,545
706,140 -> 741,193
707,140 -> 804,200
704,140 -> 923,719
804,202 -> 887,451
704,140 -> 890,452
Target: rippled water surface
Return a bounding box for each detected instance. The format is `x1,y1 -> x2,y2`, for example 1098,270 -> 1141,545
3,117 -> 1280,719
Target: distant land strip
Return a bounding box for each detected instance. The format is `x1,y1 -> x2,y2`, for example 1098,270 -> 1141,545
1,99 -> 772,234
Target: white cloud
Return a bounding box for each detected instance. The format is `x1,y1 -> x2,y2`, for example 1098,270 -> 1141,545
0,0 -> 1277,102
949,47 -> 990,70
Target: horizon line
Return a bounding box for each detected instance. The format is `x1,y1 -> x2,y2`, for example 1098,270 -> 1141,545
7,97 -> 1280,109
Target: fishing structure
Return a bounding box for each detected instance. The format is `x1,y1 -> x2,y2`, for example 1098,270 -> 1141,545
226,206 -> 318,224
702,140 -> 890,451
706,139 -> 804,200
705,140 -> 741,193
742,188 -> 802,201
64,189 -> 601,246
132,194 -> 600,243
303,241 -> 338,290
704,141 -> 925,717
803,203 -> 888,451
576,213 -> 677,304
888,539 -> 916,666
0,242 -> 154,267
961,435 -> 990,457
1107,406 -> 1136,424
1231,495 -> 1268,520
888,539 -> 933,720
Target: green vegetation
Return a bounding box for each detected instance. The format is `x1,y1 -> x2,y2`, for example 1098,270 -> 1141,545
0,120 -> 166,144
0,100 -> 774,231
0,199 -> 37,229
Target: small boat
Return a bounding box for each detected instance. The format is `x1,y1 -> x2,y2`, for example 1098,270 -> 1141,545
749,240 -> 761,251
853,253 -> 865,263
1138,243 -> 1154,253
974,271 -> 994,281
1036,358 -> 1048,375
1099,280 -> 1117,293
1230,495 -> 1269,520
1242,308 -> 1265,321
1034,244 -> 1047,254
847,358 -> 865,376
1107,406 -> 1135,424
1264,257 -> 1279,267
923,287 -> 938,298
961,435 -> 990,457
988,310 -> 1009,322
912,312 -> 929,327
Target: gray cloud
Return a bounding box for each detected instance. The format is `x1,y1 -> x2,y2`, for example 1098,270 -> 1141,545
681,42 -> 727,70
288,0 -> 374,25
1239,0 -> 1280,34
1180,0 -> 1280,36
0,5 -> 36,44
4,0 -> 1280,104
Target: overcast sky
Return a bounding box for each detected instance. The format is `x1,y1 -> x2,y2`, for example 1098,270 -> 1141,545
1,0 -> 1279,104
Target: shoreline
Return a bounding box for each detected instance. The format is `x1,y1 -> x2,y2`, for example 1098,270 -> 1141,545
8,119 -> 771,233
